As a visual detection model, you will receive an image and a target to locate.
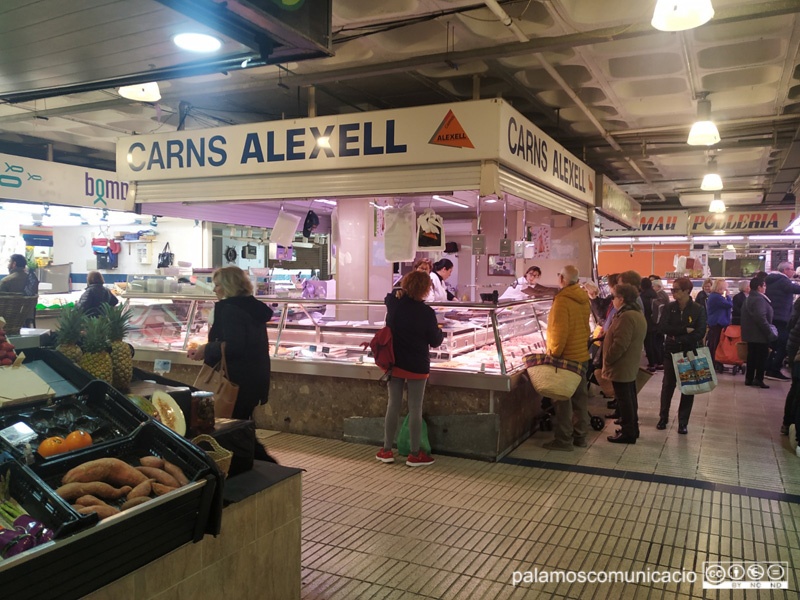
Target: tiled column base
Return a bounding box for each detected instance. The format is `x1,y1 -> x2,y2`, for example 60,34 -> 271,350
81,474 -> 302,600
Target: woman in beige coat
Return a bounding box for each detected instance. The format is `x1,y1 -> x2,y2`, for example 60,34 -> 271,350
602,283 -> 648,444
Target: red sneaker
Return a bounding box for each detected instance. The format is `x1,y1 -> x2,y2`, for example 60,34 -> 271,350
376,448 -> 395,463
406,451 -> 435,467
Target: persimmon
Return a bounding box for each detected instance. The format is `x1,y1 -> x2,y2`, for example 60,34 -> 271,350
64,430 -> 93,451
38,436 -> 66,458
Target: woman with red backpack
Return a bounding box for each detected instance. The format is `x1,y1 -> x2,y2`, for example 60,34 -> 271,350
377,270 -> 443,467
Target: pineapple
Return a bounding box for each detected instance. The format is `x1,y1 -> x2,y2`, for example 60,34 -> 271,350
102,304 -> 133,391
55,305 -> 85,364
79,317 -> 113,382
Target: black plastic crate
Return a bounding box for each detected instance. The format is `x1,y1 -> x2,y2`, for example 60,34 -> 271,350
0,380 -> 151,463
19,347 -> 93,390
0,460 -> 96,542
0,422 -> 223,600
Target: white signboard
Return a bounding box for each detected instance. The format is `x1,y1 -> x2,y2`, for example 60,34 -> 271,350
117,99 -> 594,205
603,210 -> 689,236
0,153 -> 132,211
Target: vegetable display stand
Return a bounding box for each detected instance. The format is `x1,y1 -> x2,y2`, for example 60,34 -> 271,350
0,421 -> 224,600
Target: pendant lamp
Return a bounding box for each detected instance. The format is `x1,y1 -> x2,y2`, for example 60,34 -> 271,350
687,98 -> 720,146
709,191 -> 726,213
700,156 -> 723,191
118,82 -> 161,102
652,0 -> 715,32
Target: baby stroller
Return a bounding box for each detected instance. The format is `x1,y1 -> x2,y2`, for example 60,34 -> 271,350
715,324 -> 744,375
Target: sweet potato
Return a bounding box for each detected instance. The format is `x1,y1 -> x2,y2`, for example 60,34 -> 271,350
62,458 -> 148,487
56,482 -> 132,502
127,479 -> 153,499
75,495 -> 110,508
151,482 -> 177,496
76,505 -> 120,519
120,497 -> 151,511
163,460 -> 189,486
135,466 -> 179,487
139,456 -> 165,469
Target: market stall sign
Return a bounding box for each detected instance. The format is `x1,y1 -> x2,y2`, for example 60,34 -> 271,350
690,210 -> 797,233
603,210 -> 689,236
596,176 -> 641,228
116,99 -> 594,205
0,152 -> 132,211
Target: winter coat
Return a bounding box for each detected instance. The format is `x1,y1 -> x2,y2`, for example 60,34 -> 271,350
661,298 -> 707,353
0,268 -> 27,293
695,290 -> 709,309
764,272 -> 800,323
741,290 -> 774,344
77,283 -> 118,317
706,292 -> 733,327
546,283 -> 591,363
602,304 -> 647,383
731,291 -> 746,326
385,292 -> 444,374
589,296 -> 607,329
786,297 -> 800,363
205,296 -> 273,419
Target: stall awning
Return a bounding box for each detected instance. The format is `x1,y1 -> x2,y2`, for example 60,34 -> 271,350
497,167 -> 590,222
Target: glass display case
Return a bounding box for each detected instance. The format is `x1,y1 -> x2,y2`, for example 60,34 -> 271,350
121,281 -> 552,378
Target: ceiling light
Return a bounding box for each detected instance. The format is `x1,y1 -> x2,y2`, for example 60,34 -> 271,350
599,237 -> 636,243
693,235 -> 743,242
750,235 -> 800,241
314,199 -> 337,206
433,195 -> 469,208
118,82 -> 161,102
638,236 -> 689,242
687,98 -> 720,146
701,156 -> 722,191
708,191 -> 726,213
485,198 -> 498,204
173,33 -> 222,53
652,0 -> 715,31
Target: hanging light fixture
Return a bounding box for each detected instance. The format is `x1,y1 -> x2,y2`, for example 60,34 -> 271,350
652,0 -> 715,32
701,155 -> 723,191
709,191 -> 726,213
118,82 -> 161,102
687,98 -> 720,146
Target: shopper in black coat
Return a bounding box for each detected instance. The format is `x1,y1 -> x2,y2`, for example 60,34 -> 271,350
741,278 -> 774,388
77,271 -> 118,317
188,266 -> 273,421
782,297 -> 800,436
377,270 -> 444,467
658,277 -> 707,434
640,277 -> 659,371
730,280 -> 749,326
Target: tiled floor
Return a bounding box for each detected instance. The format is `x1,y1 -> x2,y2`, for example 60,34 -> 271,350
261,416 -> 800,599
509,369 -> 800,495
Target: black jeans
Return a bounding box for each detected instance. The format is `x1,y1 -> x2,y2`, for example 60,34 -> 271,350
706,324 -> 724,368
767,320 -> 789,374
746,342 -> 769,383
644,331 -> 661,367
660,350 -> 694,425
784,359 -> 800,427
612,380 -> 639,438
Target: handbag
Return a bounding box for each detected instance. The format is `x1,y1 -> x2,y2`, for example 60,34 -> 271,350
671,346 -> 718,395
157,242 -> 174,268
193,343 -> 239,418
524,353 -> 586,401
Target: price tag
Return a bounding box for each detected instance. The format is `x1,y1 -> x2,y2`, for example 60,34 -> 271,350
154,359 -> 171,373
309,345 -> 317,353
322,346 -> 331,354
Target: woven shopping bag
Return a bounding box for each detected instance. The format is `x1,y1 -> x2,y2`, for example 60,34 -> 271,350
193,343 -> 239,418
524,353 -> 586,401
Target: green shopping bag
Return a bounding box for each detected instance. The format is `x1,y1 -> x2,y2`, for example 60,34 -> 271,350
396,414 -> 432,456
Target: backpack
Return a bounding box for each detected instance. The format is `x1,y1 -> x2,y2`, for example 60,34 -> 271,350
361,326 -> 394,381
651,298 -> 666,326
23,270 -> 39,297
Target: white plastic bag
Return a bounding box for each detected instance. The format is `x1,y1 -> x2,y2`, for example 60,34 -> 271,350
384,204 -> 416,262
416,208 -> 445,252
270,210 -> 302,247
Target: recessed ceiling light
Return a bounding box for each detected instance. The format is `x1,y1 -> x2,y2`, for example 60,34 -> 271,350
174,33 -> 222,53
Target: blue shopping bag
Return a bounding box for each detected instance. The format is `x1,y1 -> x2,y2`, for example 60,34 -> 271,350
672,347 -> 718,395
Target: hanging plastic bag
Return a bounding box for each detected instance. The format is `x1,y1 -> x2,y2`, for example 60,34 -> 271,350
396,414 -> 432,456
270,210 -> 302,247
384,204 -> 416,262
416,208 -> 445,251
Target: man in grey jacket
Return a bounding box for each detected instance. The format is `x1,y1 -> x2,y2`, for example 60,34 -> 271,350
0,254 -> 28,293
742,278 -> 775,388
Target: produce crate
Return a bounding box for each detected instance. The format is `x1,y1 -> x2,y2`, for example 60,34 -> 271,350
0,421 -> 223,600
20,347 -> 93,391
0,460 -> 96,542
0,380 -> 151,463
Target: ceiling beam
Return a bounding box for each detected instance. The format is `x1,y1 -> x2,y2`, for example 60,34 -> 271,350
0,99 -> 138,124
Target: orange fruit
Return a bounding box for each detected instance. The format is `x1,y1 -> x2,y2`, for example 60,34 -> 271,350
64,430 -> 93,451
38,436 -> 66,458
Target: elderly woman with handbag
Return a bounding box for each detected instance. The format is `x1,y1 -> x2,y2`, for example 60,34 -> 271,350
602,284 -> 648,444
188,266 -> 273,421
